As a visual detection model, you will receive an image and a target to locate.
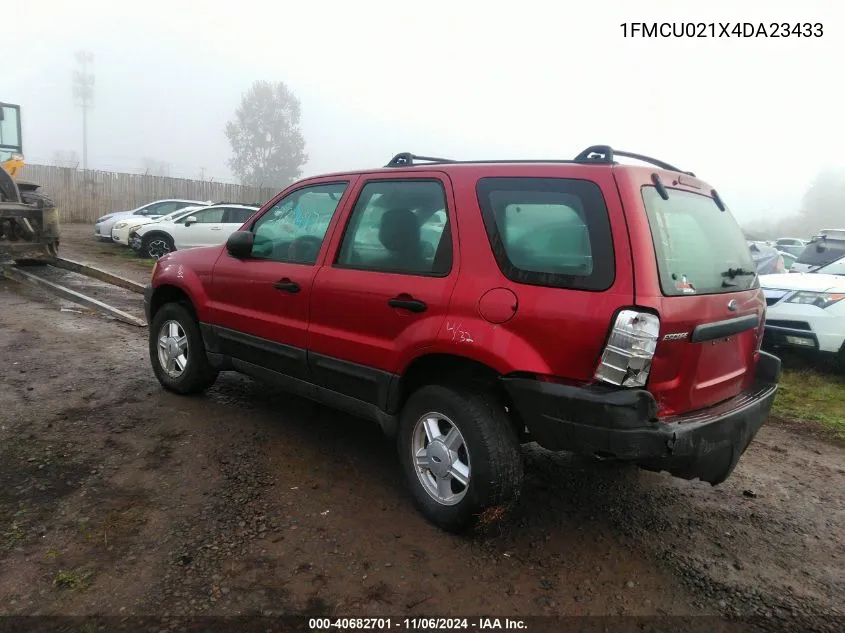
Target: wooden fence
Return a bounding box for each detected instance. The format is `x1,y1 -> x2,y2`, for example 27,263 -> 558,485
19,165 -> 280,223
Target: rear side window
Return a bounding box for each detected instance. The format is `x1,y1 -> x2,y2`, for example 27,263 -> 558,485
335,180 -> 452,276
641,187 -> 757,296
475,177 -> 614,291
192,207 -> 225,223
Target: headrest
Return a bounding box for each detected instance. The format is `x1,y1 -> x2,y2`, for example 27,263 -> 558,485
378,208 -> 420,253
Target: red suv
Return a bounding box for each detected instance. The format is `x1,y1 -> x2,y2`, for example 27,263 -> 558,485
144,145 -> 781,532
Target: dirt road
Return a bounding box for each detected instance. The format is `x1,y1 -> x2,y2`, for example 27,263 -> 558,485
1,225 -> 842,630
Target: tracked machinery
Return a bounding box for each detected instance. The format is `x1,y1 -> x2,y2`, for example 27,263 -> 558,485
0,102 -> 60,263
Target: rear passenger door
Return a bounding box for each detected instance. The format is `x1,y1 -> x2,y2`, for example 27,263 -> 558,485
307,174 -> 459,407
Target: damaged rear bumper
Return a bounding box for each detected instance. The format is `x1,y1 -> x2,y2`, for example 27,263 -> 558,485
501,351 -> 781,485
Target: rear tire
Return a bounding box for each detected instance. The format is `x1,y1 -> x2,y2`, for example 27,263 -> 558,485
142,233 -> 175,259
397,384 -> 524,533
149,302 -> 218,394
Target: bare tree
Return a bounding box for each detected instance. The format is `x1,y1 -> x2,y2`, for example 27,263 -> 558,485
141,157 -> 171,177
225,80 -> 307,188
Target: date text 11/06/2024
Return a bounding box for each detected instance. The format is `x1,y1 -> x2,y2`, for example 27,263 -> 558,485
309,618 -> 527,630
620,22 -> 823,38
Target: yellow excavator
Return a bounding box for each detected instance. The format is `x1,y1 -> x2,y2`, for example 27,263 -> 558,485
1,102 -> 59,262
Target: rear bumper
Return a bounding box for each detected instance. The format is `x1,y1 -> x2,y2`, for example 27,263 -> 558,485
501,351 -> 781,485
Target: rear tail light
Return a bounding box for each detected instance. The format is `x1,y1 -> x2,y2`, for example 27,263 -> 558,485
594,310 -> 660,388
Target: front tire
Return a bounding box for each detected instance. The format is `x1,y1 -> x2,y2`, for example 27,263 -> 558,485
149,302 -> 218,394
142,233 -> 175,259
397,384 -> 524,533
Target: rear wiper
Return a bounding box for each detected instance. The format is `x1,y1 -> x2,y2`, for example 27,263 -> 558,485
721,280 -> 737,288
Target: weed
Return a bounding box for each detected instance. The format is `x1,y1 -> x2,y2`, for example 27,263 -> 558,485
53,569 -> 92,590
772,369 -> 845,439
3,523 -> 26,548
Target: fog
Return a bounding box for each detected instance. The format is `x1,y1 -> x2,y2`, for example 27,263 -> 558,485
6,0 -> 843,228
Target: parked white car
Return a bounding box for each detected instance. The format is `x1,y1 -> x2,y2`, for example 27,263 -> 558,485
131,203 -> 260,258
111,206 -> 205,246
94,199 -> 211,241
761,255 -> 845,358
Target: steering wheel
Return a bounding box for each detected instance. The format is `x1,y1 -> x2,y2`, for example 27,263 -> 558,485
288,235 -> 323,263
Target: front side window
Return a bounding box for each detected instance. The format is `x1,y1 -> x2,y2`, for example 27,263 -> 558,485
250,182 -> 348,264
191,207 -> 225,223
642,187 -> 757,296
335,180 -> 452,276
476,177 -> 614,290
156,201 -> 189,215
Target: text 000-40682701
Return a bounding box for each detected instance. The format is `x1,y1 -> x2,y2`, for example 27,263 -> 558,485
620,22 -> 823,38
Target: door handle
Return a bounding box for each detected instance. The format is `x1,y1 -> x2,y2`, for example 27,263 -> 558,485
388,294 -> 427,313
272,278 -> 300,293
210,226 -> 222,230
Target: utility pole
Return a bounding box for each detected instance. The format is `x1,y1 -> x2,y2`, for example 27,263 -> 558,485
73,50 -> 94,171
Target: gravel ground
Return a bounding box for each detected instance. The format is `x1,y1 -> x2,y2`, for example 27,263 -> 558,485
0,225 -> 842,631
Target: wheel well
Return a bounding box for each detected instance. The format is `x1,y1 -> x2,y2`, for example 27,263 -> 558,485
394,354 -> 524,437
143,231 -> 172,243
149,284 -> 197,323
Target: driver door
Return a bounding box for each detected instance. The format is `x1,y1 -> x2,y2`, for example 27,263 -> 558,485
207,179 -> 356,381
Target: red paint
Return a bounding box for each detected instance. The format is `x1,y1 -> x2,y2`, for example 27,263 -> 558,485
478,288 -> 518,324
150,160 -> 764,419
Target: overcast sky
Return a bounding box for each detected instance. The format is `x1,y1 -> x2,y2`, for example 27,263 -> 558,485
6,0 -> 843,225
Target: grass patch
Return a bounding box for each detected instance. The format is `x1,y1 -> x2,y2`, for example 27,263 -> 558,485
3,523 -> 26,548
116,248 -> 155,268
772,369 -> 845,439
53,568 -> 92,590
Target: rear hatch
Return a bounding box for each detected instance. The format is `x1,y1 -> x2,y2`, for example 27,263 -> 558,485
617,170 -> 765,417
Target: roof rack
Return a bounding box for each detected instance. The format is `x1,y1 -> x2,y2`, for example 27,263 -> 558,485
573,145 -> 694,176
385,152 -> 457,167
383,145 -> 694,175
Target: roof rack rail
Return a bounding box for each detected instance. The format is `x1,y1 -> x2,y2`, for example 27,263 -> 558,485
385,152 -> 456,168
573,145 -> 694,176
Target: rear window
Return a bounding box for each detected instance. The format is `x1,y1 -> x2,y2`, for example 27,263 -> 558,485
475,177 -> 615,291
641,187 -> 758,296
796,239 -> 845,266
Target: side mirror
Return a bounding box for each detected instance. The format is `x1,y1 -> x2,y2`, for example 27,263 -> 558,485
184,216 -> 198,226
226,231 -> 254,259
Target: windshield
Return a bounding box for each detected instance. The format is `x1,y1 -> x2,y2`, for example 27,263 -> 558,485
814,255 -> 845,276
642,186 -> 758,296
0,104 -> 22,153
